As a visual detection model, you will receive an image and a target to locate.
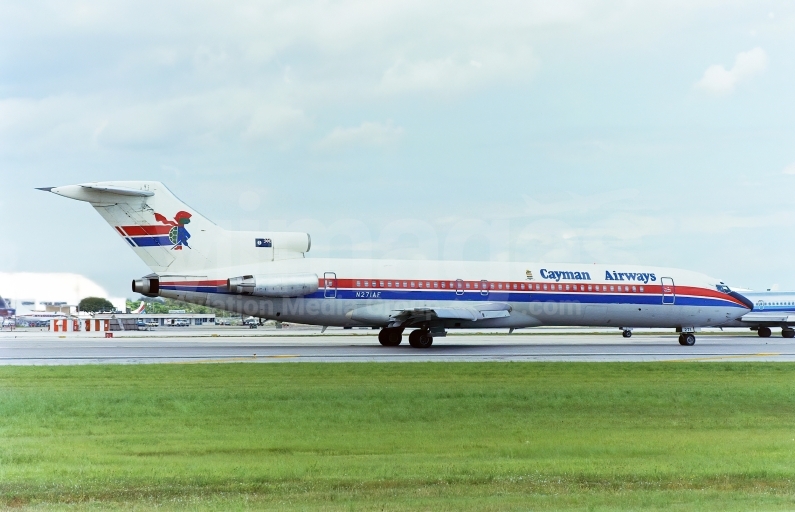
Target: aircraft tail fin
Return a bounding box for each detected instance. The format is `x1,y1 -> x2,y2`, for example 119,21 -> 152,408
132,301 -> 146,314
42,181 -> 311,274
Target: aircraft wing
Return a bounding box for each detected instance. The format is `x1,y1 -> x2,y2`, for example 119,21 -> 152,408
392,303 -> 512,323
740,312 -> 795,324
347,302 -> 511,326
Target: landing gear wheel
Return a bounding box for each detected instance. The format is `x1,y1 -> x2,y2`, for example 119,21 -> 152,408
622,330 -> 632,338
678,333 -> 696,346
408,329 -> 433,348
782,329 -> 795,339
758,326 -> 772,338
378,328 -> 403,346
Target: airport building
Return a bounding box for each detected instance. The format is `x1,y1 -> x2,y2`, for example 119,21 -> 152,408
51,313 -> 217,332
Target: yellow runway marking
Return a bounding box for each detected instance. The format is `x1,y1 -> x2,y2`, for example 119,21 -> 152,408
667,352 -> 781,362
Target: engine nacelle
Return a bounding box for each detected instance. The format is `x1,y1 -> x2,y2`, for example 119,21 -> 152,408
227,273 -> 319,298
132,277 -> 160,297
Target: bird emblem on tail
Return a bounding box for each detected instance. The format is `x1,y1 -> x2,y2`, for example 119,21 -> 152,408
155,211 -> 192,250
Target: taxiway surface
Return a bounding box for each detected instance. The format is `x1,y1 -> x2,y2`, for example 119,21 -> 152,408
1,332 -> 793,364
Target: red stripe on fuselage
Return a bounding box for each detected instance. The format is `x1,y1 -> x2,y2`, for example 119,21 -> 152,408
160,280 -> 227,287
158,277 -> 746,306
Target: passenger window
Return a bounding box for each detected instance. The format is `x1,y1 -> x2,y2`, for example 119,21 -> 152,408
418,282 -> 423,288
356,280 -> 361,287
441,282 -> 446,288
640,286 -> 644,292
521,284 -> 525,290
403,281 -> 408,288
610,286 -> 615,292
411,282 -> 415,288
426,281 -> 430,288
632,286 -> 636,292
466,282 -> 471,289
565,285 -> 570,291
498,283 -> 503,290
543,284 -> 548,290
364,281 -> 369,287
380,281 -> 384,287
588,285 -> 592,291
434,282 -> 438,288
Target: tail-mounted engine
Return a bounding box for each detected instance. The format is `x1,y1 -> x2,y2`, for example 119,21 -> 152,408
132,276 -> 160,297
227,273 -> 319,298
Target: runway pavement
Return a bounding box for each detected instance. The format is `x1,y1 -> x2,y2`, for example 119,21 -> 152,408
2,331 -> 794,364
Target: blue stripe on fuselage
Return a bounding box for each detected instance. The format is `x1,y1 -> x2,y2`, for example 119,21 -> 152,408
157,286 -> 746,308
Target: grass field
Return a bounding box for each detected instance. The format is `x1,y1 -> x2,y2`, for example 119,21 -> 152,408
1,363 -> 795,510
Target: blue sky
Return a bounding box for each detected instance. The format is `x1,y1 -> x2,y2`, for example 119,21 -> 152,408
2,1 -> 795,297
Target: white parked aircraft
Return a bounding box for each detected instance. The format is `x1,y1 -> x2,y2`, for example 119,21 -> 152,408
722,291 -> 795,338
41,181 -> 753,347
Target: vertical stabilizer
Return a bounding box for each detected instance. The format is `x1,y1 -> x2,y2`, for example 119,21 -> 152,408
45,182 -> 218,273
42,181 -> 311,274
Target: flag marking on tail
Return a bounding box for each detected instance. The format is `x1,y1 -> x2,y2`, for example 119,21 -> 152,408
116,211 -> 193,250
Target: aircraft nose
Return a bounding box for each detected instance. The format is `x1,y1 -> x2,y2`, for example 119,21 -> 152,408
730,291 -> 755,310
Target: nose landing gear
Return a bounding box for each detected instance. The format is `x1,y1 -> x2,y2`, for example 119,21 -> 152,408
678,333 -> 696,346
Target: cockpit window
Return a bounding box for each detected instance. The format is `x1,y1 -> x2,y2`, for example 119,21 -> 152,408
716,284 -> 732,294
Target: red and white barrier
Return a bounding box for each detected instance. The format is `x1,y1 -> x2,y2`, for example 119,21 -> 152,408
51,319 -> 79,332
83,319 -> 110,332
50,318 -> 110,332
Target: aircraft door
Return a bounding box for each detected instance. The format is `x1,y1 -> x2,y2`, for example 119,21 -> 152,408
324,272 -> 337,298
661,277 -> 675,305
481,280 -> 489,297
455,279 -> 464,296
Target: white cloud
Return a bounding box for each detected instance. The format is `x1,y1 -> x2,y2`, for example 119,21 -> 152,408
380,46 -> 538,95
783,162 -> 795,175
695,47 -> 768,94
316,120 -> 403,150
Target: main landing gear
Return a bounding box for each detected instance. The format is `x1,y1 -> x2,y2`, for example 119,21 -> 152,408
377,327 -> 435,348
757,326 -> 795,338
408,329 -> 433,348
378,328 -> 404,346
678,333 -> 696,346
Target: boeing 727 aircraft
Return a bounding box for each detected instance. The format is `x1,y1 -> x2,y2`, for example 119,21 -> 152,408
40,181 -> 753,347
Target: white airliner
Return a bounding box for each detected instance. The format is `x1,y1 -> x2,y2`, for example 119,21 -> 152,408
723,291 -> 795,338
40,181 -> 753,347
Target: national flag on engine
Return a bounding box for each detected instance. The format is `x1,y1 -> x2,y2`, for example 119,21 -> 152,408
256,238 -> 272,248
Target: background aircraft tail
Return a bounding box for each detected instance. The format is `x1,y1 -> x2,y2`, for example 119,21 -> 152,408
43,181 -> 311,274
